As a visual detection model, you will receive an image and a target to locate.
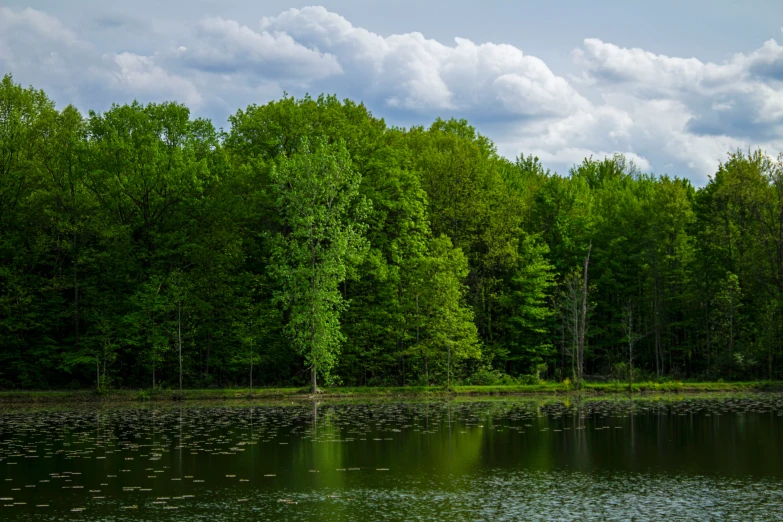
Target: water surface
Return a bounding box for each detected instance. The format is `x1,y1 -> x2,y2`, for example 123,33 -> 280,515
1,395 -> 782,520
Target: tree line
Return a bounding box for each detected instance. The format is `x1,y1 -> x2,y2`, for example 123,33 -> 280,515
1,74 -> 782,391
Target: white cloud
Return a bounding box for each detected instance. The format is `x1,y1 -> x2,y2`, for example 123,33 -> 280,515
178,16 -> 343,81
105,52 -> 203,106
0,7 -> 81,50
2,5 -> 783,185
244,6 -> 590,116
0,7 -> 87,76
574,38 -> 741,95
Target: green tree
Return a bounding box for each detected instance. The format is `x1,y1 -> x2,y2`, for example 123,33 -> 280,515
409,236 -> 480,387
502,234 -> 556,375
269,139 -> 369,393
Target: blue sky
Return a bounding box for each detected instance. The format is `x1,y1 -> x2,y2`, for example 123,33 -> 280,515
3,1 -> 783,184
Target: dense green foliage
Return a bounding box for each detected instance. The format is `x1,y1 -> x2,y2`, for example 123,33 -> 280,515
2,74 -> 782,390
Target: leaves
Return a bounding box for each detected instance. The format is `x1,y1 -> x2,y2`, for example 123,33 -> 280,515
2,73 -> 783,389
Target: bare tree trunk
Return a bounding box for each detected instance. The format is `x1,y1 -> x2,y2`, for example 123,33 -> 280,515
653,253 -> 662,378
310,229 -> 318,395
310,303 -> 318,395
629,333 -> 633,391
206,312 -> 212,378
571,285 -> 578,383
250,339 -> 253,398
74,242 -> 79,347
178,300 -> 183,398
624,305 -> 635,393
151,309 -> 156,390
447,334 -> 451,390
728,296 -> 734,363
561,315 -> 566,378
578,243 -> 592,385
706,298 -> 711,373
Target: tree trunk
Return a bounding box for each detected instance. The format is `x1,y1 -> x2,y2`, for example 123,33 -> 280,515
447,335 -> 451,391
578,243 -> 592,385
178,300 -> 183,398
311,363 -> 317,395
561,317 -> 566,378
206,314 -> 212,378
74,247 -> 79,347
653,253 -> 662,378
249,339 -> 253,398
728,297 -> 734,364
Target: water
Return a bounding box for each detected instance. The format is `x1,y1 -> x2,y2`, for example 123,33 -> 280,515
1,395 -> 782,520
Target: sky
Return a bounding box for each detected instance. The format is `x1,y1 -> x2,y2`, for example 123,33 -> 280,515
3,1 -> 783,185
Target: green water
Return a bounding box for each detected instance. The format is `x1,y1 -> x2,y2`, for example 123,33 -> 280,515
1,396 -> 782,520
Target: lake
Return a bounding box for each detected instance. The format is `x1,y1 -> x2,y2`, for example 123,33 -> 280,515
1,395 -> 782,520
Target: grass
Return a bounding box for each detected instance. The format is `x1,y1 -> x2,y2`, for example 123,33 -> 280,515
0,380 -> 781,404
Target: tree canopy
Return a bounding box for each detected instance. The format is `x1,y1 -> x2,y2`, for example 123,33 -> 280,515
1,74 -> 782,389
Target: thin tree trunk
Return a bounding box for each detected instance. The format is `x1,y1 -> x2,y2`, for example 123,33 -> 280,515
74,245 -> 79,346
250,339 -> 253,398
627,307 -> 634,393
206,313 -> 212,378
653,252 -> 662,378
151,309 -> 156,390
310,225 -> 318,395
578,243 -> 592,385
728,297 -> 734,363
70,175 -> 80,348
447,334 -> 451,390
178,300 -> 183,398
561,316 -> 566,378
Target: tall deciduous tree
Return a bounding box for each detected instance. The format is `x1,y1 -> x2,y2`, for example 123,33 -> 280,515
269,139 -> 368,393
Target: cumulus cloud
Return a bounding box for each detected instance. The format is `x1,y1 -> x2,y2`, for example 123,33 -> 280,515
0,7 -> 86,79
0,7 -> 202,109
178,16 -> 342,80
570,35 -> 783,181
104,52 -> 203,106
2,5 -> 783,184
248,6 -> 589,116
574,38 -> 740,95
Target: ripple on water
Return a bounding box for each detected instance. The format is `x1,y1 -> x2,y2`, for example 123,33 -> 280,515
0,395 -> 781,520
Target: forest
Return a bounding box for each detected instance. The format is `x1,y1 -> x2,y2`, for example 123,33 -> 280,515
1,73 -> 782,391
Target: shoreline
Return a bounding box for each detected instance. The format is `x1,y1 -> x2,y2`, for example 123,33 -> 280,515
0,381 -> 781,404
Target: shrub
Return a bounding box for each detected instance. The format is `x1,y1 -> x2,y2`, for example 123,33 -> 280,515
611,362 -> 629,380
466,368 -> 518,386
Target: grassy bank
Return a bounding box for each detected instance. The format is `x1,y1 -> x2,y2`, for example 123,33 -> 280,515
0,380 -> 781,404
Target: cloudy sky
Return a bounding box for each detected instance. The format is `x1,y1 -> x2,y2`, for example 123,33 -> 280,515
3,0 -> 783,184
